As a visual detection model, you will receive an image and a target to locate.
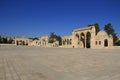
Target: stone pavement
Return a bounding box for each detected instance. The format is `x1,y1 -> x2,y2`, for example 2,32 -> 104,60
0,46 -> 120,80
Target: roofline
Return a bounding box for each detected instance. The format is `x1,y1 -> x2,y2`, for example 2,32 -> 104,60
72,26 -> 93,32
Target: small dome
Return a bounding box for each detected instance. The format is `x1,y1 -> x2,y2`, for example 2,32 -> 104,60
97,31 -> 108,36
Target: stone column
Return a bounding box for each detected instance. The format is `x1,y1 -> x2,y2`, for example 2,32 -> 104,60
14,39 -> 17,45
84,34 -> 86,48
91,26 -> 96,48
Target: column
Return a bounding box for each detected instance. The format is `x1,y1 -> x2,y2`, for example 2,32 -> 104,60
84,34 -> 86,48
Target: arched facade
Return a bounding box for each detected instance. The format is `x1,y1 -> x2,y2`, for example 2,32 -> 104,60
14,38 -> 31,46
72,26 -> 95,48
14,26 -> 113,49
14,35 -> 59,47
62,36 -> 73,48
62,26 -> 113,48
29,36 -> 49,47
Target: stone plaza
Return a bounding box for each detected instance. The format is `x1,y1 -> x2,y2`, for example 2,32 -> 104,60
0,45 -> 120,80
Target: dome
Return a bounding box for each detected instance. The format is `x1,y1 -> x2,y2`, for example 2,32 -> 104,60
97,31 -> 108,36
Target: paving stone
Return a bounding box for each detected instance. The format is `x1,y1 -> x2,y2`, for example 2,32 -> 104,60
0,46 -> 120,80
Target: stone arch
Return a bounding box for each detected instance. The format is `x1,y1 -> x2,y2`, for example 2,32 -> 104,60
75,33 -> 79,40
104,39 -> 108,47
80,33 -> 85,48
70,39 -> 72,45
86,32 -> 91,48
20,40 -> 22,45
42,39 -> 46,46
65,39 -> 67,45
23,41 -> 25,45
17,41 -> 19,45
75,33 -> 79,46
26,41 -> 28,45
67,39 -> 69,45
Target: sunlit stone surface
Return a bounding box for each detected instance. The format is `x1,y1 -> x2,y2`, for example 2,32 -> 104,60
0,46 -> 120,80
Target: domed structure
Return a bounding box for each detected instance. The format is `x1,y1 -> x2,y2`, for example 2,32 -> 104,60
97,31 -> 108,37
95,30 -> 113,48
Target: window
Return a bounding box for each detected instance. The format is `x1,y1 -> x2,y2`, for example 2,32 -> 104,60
78,42 -> 79,44
96,41 -> 97,45
99,41 -> 101,45
70,42 -> 72,45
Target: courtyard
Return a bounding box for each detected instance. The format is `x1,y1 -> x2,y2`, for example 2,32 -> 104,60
0,46 -> 120,80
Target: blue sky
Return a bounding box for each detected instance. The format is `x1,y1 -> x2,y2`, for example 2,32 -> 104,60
0,0 -> 120,37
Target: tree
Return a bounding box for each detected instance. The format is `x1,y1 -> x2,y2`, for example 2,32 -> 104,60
104,23 -> 119,45
88,23 -> 100,35
0,36 -> 1,43
2,37 -> 7,43
32,37 -> 39,40
115,39 -> 120,46
56,35 -> 62,45
49,32 -> 62,45
49,32 -> 57,43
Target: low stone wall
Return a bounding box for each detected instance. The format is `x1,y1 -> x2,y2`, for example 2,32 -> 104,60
0,44 -> 16,46
110,46 -> 120,49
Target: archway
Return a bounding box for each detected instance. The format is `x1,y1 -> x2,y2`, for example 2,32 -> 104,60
23,41 -> 25,45
17,41 -> 19,45
104,39 -> 108,47
80,33 -> 85,48
86,32 -> 91,48
64,39 -> 67,45
75,34 -> 79,45
70,39 -> 72,45
67,39 -> 69,45
20,40 -> 22,45
75,34 -> 79,40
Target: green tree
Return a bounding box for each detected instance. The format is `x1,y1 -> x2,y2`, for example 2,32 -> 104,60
88,23 -> 100,35
104,23 -> 119,45
2,37 -> 7,43
49,32 -> 57,43
49,32 -> 62,45
32,37 -> 39,40
0,36 -> 1,43
56,35 -> 62,45
115,39 -> 120,46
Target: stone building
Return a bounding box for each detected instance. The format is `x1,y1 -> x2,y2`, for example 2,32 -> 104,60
29,36 -> 49,47
62,26 -> 113,48
62,36 -> 72,48
14,36 -> 49,47
14,35 -> 59,47
14,38 -> 32,46
14,26 -> 113,48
